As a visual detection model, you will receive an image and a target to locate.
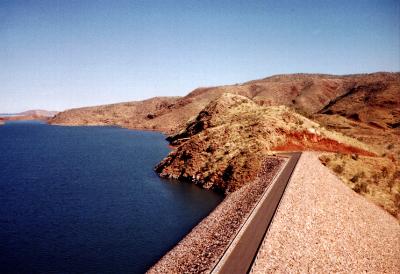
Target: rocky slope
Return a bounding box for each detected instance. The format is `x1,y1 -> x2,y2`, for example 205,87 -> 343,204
156,93 -> 375,194
312,72 -> 400,159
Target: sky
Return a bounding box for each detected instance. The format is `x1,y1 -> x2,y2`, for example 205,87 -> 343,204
0,0 -> 399,113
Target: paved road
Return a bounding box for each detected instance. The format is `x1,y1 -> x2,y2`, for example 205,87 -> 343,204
211,152 -> 302,274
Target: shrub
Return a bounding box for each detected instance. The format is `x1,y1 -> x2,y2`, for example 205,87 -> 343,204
333,164 -> 344,174
350,175 -> 359,183
350,172 -> 365,183
353,182 -> 368,193
381,167 -> 389,178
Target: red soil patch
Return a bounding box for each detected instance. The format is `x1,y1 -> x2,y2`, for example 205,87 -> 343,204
273,131 -> 376,157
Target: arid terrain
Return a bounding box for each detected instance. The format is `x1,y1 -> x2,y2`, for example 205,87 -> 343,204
50,73 -> 399,133
155,93 -> 375,194
46,72 -> 400,273
51,72 -> 400,219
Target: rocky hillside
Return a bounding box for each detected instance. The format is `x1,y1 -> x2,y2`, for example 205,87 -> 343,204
50,97 -> 182,132
155,93 -> 375,194
50,72 -> 399,134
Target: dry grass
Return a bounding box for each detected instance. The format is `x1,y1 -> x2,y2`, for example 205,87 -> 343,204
320,153 -> 400,219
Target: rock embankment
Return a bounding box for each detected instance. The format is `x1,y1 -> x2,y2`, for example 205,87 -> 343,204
251,153 -> 399,273
148,157 -> 284,274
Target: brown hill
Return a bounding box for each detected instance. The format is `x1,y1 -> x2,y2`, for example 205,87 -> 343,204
50,97 -> 183,132
156,93 -> 375,194
50,72 -> 400,135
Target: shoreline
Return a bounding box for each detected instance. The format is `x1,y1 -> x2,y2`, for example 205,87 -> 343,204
147,156 -> 285,273
49,121 -> 172,134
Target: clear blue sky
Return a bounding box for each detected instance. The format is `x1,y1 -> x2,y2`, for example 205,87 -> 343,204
1,0 -> 399,112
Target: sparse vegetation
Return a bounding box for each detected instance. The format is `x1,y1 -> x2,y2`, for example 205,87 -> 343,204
320,153 -> 400,219
333,164 -> 344,174
156,93 -> 375,194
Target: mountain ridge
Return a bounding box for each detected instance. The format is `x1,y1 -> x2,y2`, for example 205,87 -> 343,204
50,72 -> 399,134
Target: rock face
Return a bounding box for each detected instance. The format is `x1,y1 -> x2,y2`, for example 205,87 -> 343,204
155,93 -> 374,194
50,72 -> 399,134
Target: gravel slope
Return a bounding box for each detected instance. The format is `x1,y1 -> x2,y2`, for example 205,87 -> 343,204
251,152 -> 400,273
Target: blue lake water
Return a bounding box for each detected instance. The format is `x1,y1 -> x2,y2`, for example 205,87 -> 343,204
0,121 -> 223,274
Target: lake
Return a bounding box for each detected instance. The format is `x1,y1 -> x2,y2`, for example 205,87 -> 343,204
0,121 -> 223,273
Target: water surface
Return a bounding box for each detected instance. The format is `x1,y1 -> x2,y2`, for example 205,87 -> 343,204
0,121 -> 222,273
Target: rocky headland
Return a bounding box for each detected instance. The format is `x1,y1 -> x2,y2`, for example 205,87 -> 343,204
155,93 -> 375,194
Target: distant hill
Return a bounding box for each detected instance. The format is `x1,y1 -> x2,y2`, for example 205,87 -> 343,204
18,109 -> 58,117
0,109 -> 58,123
